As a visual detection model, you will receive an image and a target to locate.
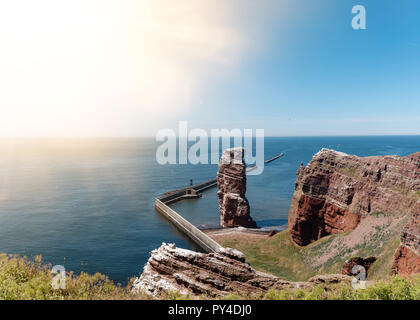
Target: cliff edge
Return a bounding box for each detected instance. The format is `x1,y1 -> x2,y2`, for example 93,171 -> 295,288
131,243 -> 350,298
289,149 -> 420,276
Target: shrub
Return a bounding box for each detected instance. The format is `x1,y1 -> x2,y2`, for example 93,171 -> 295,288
0,253 -> 150,300
262,275 -> 420,300
1,252 -> 418,300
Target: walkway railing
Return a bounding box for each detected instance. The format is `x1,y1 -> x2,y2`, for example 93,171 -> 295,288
155,198 -> 223,253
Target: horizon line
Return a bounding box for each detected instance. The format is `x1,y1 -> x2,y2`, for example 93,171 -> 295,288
0,134 -> 420,139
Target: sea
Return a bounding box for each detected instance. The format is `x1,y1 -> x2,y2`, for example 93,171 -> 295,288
0,136 -> 419,284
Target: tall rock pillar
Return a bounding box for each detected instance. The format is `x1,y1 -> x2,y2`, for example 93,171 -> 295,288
217,148 -> 257,228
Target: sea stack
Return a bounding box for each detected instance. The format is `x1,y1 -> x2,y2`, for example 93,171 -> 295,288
217,148 -> 257,228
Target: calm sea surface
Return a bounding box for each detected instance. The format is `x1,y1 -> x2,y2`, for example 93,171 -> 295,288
0,136 -> 419,284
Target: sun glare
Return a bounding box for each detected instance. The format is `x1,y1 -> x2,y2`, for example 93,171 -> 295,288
0,1 -> 243,137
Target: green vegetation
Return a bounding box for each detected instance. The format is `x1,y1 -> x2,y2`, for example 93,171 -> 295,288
314,232 -> 402,280
216,276 -> 420,300
0,253 -> 150,300
1,252 -> 418,300
338,167 -> 358,178
217,223 -> 406,282
162,290 -> 193,300
164,275 -> 420,300
372,211 -> 385,217
367,237 -> 401,280
262,275 -> 420,300
218,230 -> 316,281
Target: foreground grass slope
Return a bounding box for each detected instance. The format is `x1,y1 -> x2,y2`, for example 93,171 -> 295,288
260,275 -> 420,300
0,252 -> 419,300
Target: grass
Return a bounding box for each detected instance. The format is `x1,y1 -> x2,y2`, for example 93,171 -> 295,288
367,236 -> 401,280
338,167 -> 358,178
372,211 -> 385,217
218,275 -> 420,300
217,230 -> 316,281
0,253 -> 151,300
313,222 -> 404,278
261,275 -> 420,300
216,221 -> 407,282
1,252 -> 418,300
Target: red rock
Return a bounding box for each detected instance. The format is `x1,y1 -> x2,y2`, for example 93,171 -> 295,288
289,149 -> 420,275
391,246 -> 420,276
391,208 -> 420,276
342,256 -> 377,276
217,148 -> 257,228
290,194 -> 360,246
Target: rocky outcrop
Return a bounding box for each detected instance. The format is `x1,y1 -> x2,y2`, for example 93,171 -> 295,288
391,208 -> 420,276
342,256 -> 377,277
290,194 -> 360,246
132,243 -> 351,298
132,243 -> 309,298
391,246 -> 420,276
289,149 -> 420,275
217,148 -> 256,228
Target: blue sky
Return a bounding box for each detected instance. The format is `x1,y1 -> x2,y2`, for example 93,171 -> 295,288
177,0 -> 420,136
0,1 -> 419,136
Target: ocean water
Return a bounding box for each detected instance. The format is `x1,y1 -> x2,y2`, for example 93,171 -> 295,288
0,136 -> 419,284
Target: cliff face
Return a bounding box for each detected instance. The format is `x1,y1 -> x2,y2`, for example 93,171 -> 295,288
391,207 -> 420,275
132,243 -> 350,298
217,148 -> 257,228
289,149 -> 420,275
290,194 -> 361,246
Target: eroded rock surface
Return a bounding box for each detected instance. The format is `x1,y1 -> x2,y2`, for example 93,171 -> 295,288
289,149 -> 420,275
217,148 -> 256,228
391,208 -> 420,275
342,256 -> 377,277
132,243 -> 311,298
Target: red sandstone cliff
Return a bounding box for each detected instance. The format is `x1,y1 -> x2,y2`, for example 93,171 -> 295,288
391,207 -> 420,275
217,148 -> 257,228
288,149 -> 420,276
